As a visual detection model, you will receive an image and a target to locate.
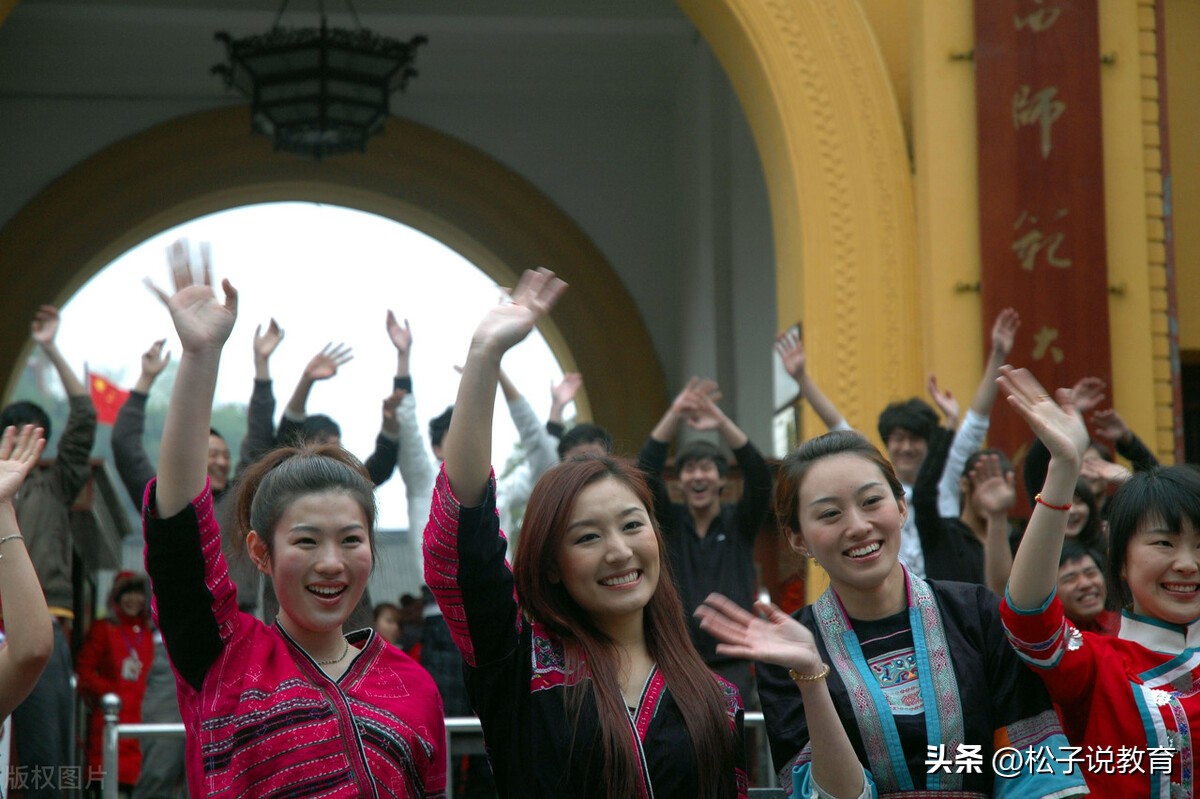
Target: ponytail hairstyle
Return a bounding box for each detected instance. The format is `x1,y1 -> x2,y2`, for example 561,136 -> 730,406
234,443 -> 378,563
513,456 -> 736,799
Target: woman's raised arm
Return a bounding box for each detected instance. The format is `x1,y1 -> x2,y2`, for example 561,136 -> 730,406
997,366 -> 1088,609
147,240 -> 238,517
442,269 -> 566,505
0,425 -> 52,719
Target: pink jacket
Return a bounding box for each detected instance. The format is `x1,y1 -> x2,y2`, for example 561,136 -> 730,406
144,479 -> 446,798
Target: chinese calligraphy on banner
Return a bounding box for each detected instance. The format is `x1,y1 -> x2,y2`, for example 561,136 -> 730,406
974,0 -> 1111,508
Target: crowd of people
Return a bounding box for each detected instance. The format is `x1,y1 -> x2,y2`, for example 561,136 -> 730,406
0,241 -> 1194,798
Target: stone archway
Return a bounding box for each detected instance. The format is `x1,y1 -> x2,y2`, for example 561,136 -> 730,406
681,0 -> 922,431
0,106 -> 666,445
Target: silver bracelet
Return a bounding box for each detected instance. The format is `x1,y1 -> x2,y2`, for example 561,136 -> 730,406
0,533 -> 25,560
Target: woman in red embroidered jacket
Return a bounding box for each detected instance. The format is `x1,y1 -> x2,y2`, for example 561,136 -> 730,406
76,571 -> 155,792
143,241 -> 445,798
1000,365 -> 1200,798
424,269 -> 746,799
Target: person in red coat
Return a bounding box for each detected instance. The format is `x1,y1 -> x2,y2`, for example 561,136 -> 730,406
76,571 -> 154,795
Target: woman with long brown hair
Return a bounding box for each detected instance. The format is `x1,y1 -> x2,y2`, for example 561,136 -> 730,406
424,268 -> 745,798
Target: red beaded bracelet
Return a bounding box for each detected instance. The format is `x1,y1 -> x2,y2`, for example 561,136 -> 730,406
1034,493 -> 1072,512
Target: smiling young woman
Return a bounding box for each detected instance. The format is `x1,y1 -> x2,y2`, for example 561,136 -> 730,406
424,269 -> 746,799
1000,365 -> 1200,798
142,240 -> 445,798
697,428 -> 1087,798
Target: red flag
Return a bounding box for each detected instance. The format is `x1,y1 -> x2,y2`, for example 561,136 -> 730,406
89,373 -> 130,425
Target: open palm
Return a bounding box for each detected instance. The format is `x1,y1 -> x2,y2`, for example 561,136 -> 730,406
158,283 -> 237,353
386,311 -> 412,355
696,593 -> 823,675
146,239 -> 237,352
472,269 -> 566,355
305,344 -> 353,381
254,319 -> 284,359
997,366 -> 1088,462
141,339 -> 171,377
0,426 -> 46,504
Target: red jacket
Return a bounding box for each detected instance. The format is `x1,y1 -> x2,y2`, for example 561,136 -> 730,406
76,610 -> 154,785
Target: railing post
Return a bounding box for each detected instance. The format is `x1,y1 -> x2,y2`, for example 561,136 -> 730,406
445,725 -> 454,798
101,693 -> 121,799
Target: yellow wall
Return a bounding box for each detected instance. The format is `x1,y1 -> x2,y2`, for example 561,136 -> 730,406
858,0 -> 913,143
908,1 -> 986,410
1095,1 -> 1167,456
898,0 -> 1172,460
1166,0 -> 1200,355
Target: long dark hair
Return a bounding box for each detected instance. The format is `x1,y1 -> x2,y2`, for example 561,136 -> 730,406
1068,476 -> 1105,554
512,456 -> 736,799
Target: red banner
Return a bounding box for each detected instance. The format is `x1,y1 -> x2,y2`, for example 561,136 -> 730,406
974,0 -> 1111,506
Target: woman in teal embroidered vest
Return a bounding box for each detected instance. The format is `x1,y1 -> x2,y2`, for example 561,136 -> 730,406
697,429 -> 1087,798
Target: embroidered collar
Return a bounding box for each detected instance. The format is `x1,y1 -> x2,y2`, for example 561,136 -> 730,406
1119,609 -> 1200,654
813,568 -> 964,793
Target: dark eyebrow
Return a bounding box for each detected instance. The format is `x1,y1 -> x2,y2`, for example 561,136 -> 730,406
288,522 -> 365,534
567,506 -> 646,531
807,481 -> 885,508
1138,526 -> 1179,537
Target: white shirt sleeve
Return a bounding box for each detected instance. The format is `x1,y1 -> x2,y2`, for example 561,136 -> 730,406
937,408 -> 990,518
396,393 -> 437,575
506,395 -> 558,480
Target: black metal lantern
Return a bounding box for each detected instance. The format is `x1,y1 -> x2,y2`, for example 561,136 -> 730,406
212,3 -> 426,159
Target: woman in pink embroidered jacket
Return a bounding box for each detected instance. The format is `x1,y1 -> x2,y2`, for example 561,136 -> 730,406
143,240 -> 445,798
424,269 -> 746,799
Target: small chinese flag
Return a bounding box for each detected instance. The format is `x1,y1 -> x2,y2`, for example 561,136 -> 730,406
89,373 -> 130,425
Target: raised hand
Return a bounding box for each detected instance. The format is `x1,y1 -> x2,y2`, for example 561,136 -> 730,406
386,311 -> 412,356
145,239 -> 237,353
1081,456 -> 1131,488
1067,376 -> 1106,415
551,373 -> 583,408
683,384 -> 726,432
775,328 -> 807,381
1091,408 -> 1131,444
998,366 -> 1089,463
970,454 -> 1015,517
0,426 -> 46,506
381,387 -> 407,435
141,339 -> 171,379
470,268 -> 567,357
304,343 -> 353,382
30,305 -> 61,347
927,374 -> 959,426
253,318 -> 284,361
695,593 -> 824,676
670,377 -> 721,419
991,307 -> 1021,358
